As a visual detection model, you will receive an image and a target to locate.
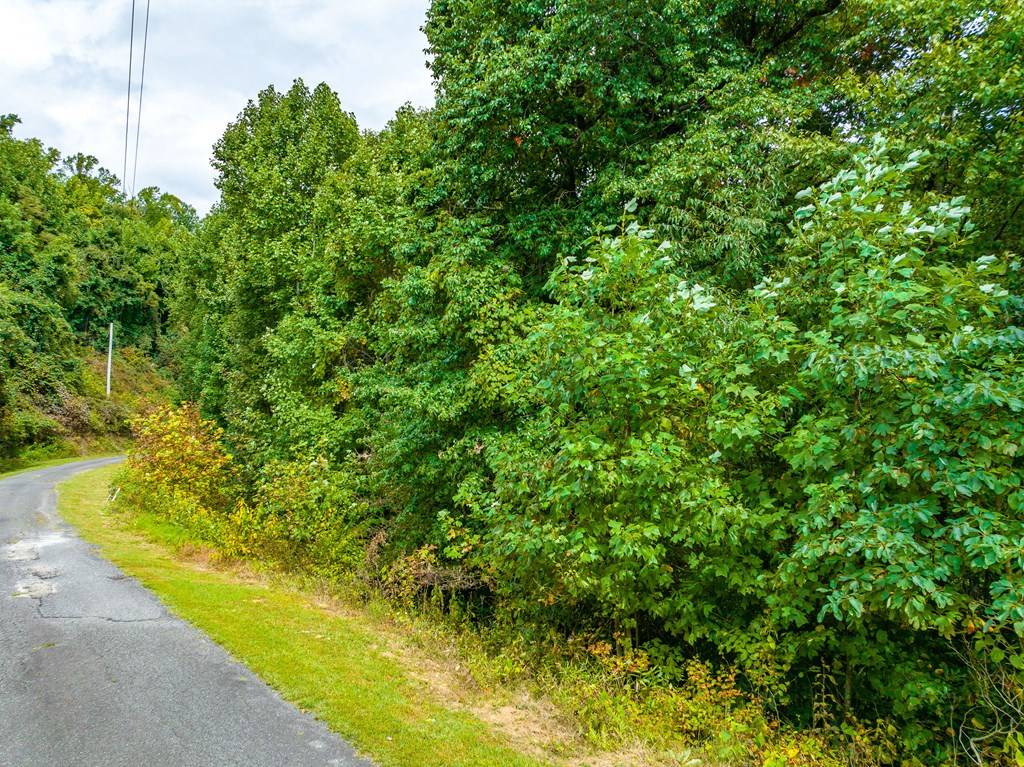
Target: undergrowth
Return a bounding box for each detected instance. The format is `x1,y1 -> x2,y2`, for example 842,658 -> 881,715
0,346 -> 173,473
111,404 -> 865,767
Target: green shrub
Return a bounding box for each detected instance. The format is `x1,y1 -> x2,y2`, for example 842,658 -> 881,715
251,457 -> 372,576
466,140 -> 1023,753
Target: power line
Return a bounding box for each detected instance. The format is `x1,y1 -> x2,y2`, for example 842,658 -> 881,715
121,0 -> 136,198
130,0 -> 151,199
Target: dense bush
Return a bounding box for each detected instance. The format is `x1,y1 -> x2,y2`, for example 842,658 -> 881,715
125,405 -> 372,576
474,141 -> 1024,752
130,404 -> 236,508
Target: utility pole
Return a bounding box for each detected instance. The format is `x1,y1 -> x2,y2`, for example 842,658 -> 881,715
106,323 -> 114,398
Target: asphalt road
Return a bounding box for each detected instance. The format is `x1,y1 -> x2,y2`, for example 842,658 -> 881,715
0,457 -> 372,767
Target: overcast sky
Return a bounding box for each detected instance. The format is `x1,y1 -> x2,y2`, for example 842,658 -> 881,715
0,0 -> 435,213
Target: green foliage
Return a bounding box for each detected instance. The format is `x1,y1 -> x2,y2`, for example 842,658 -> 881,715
125,404 -> 373,578
130,404 -> 236,508
469,140 -> 1022,753
249,457 -> 372,576
168,1 -> 1024,763
0,115 -> 190,456
172,80 -> 361,464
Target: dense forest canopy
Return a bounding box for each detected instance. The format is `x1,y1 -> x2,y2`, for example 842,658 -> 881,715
6,0 -> 1023,762
0,114 -> 191,457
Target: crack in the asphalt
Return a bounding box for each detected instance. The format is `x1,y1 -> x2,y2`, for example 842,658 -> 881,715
33,603 -> 164,623
39,614 -> 165,623
27,595 -> 165,624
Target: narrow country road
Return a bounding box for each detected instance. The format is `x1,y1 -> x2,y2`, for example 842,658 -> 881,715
0,458 -> 371,767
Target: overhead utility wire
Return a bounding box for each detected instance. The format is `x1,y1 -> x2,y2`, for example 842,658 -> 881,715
130,0 -> 151,198
121,0 -> 136,198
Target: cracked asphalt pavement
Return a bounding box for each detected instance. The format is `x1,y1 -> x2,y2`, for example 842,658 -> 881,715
0,458 -> 373,767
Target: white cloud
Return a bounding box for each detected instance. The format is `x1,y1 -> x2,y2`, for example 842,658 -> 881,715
0,0 -> 434,213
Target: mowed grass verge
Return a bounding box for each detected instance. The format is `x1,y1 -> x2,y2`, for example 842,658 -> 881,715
57,465 -> 553,767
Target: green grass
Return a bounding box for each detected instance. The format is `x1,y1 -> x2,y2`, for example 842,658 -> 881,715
57,465 -> 553,767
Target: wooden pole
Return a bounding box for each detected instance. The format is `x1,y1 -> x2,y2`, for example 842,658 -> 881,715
106,322 -> 114,398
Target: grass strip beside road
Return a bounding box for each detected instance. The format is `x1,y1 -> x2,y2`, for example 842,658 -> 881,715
57,465 -> 551,767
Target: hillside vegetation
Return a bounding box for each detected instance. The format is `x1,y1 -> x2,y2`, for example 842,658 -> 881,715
0,115 -> 186,467
149,0 -> 1024,762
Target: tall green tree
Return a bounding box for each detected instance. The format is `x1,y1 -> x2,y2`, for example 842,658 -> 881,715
175,81 -> 360,462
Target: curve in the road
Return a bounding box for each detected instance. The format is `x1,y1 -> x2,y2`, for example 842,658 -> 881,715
0,457 -> 372,767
